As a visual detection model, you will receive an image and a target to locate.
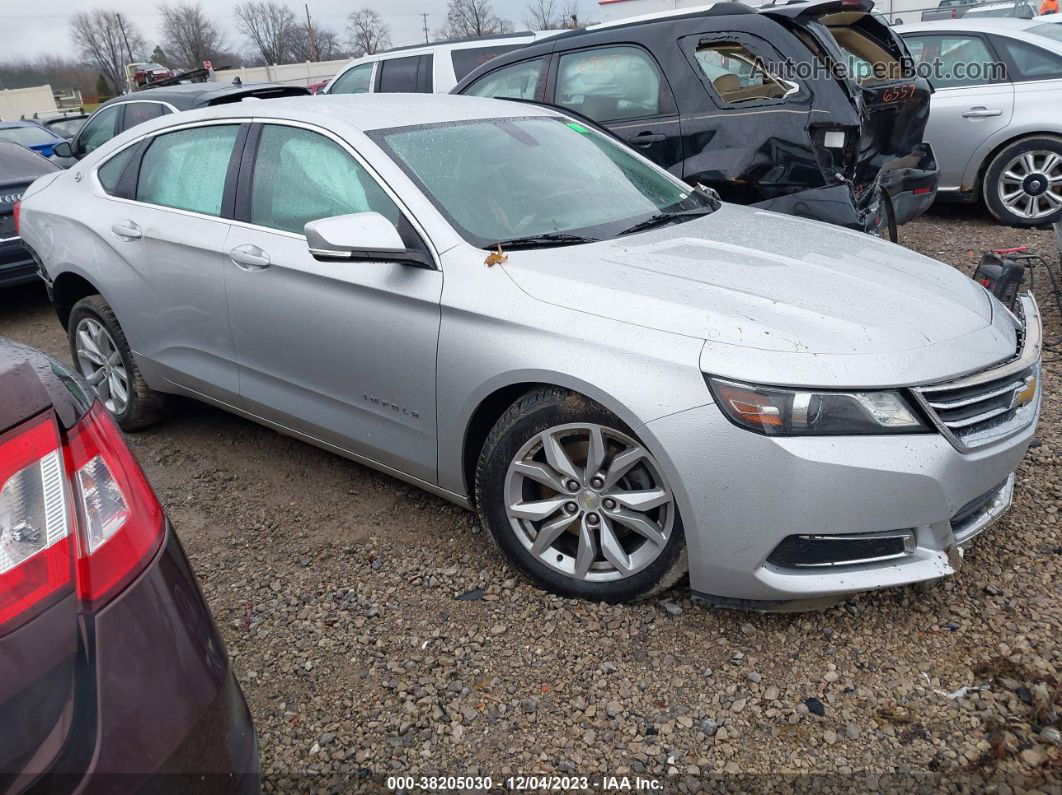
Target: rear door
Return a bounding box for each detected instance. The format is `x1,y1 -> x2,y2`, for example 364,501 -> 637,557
546,44 -> 684,173
902,32 -> 1013,190
223,122 -> 442,482
89,122 -> 245,402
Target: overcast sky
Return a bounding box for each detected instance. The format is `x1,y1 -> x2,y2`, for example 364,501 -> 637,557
0,0 -> 570,63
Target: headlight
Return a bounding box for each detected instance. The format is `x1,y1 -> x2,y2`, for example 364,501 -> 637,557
706,377 -> 928,436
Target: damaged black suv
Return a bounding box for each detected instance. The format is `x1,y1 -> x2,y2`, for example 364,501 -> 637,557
453,0 -> 939,240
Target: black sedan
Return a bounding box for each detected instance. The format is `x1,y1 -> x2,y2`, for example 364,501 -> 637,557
0,142 -> 59,289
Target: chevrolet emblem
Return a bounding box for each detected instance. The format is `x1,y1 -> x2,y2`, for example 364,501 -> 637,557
1012,375 -> 1037,409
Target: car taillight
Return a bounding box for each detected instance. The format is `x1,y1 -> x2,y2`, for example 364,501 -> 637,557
13,199 -> 21,236
64,404 -> 164,608
0,414 -> 74,632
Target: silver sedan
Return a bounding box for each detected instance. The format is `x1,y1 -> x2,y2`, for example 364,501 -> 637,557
896,18 -> 1062,226
18,95 -> 1042,608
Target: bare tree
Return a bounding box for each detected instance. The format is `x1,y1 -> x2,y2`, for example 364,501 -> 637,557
234,1 -> 297,65
158,2 -> 227,71
290,21 -> 345,61
70,9 -> 146,94
525,0 -> 589,29
441,0 -> 512,39
346,9 -> 391,58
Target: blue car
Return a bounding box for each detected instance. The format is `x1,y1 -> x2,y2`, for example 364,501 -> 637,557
0,121 -> 70,160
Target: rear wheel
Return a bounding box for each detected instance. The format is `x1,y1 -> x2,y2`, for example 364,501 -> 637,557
475,388 -> 687,602
68,295 -> 167,431
983,137 -> 1062,227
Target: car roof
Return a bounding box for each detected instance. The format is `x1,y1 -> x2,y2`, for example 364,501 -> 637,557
895,17 -> 1062,50
98,82 -> 308,111
140,93 -> 563,133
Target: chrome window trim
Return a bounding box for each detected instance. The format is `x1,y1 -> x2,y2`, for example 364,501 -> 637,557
88,116 -> 441,269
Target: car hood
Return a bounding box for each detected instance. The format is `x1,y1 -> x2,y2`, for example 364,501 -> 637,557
499,205 -> 1016,384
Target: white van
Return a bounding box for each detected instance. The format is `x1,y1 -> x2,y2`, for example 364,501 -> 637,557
321,32 -> 560,95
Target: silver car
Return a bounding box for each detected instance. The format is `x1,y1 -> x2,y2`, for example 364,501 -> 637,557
18,95 -> 1042,608
897,19 -> 1062,226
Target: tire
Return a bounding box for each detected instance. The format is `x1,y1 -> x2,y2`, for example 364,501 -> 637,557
983,137 -> 1062,228
475,387 -> 688,603
67,294 -> 168,431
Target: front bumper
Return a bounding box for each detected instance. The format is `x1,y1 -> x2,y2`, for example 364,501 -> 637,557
642,300 -> 1040,609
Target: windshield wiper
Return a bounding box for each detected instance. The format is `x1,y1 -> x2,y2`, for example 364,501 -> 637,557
488,232 -> 599,250
618,209 -> 713,237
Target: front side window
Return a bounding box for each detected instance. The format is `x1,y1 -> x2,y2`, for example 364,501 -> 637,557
137,125 -> 239,216
465,58 -> 544,100
555,47 -> 668,122
122,102 -> 168,131
995,37 -> 1062,80
75,105 -> 121,156
329,62 -> 374,94
694,43 -> 797,102
904,34 -> 1001,88
373,117 -> 715,248
250,125 -> 400,235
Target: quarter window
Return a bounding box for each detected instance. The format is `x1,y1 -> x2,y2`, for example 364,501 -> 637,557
555,47 -> 668,122
97,146 -> 135,195
329,62 -> 374,94
137,125 -> 239,216
249,125 -> 400,235
465,58 -> 544,100
694,43 -> 796,102
75,105 -> 121,156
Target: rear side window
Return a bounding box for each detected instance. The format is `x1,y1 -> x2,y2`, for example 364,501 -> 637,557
329,62 -> 374,94
451,45 -> 521,81
137,125 -> 239,216
904,34 -> 1001,88
995,38 -> 1062,81
378,55 -> 432,93
694,43 -> 796,103
465,58 -> 544,100
75,105 -> 121,156
97,147 -> 135,195
555,46 -> 669,122
121,102 -> 168,131
249,125 -> 400,235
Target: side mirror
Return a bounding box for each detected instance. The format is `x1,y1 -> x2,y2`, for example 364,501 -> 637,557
304,212 -> 431,266
51,141 -> 73,159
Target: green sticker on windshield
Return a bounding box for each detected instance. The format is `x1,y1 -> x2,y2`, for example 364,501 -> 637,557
566,122 -> 589,134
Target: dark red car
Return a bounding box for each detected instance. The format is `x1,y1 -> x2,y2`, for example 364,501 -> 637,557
129,62 -> 174,88
0,337 -> 258,792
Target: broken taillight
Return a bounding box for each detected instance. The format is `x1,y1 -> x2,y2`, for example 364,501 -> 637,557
0,404 -> 165,634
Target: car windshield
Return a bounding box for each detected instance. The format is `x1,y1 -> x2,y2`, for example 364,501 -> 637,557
1030,23 -> 1062,44
372,116 -> 716,248
0,126 -> 56,147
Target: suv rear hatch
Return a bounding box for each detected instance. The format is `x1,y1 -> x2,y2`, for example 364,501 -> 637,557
763,0 -> 939,224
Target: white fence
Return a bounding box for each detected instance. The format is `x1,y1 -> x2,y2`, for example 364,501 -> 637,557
213,59 -> 349,88
0,85 -> 59,121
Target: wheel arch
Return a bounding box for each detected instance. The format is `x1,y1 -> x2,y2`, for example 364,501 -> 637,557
52,270 -> 105,330
965,130 -> 1062,197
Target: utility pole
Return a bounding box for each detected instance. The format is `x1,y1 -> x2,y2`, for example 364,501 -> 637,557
420,13 -> 430,44
304,4 -> 319,61
116,13 -> 135,64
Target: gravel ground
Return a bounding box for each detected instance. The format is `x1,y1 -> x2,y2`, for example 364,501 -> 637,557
1,204 -> 1060,793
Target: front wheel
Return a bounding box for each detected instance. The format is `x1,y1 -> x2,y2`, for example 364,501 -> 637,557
983,137 -> 1062,227
475,388 -> 687,602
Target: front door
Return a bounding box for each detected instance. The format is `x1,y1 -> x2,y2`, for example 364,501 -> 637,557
223,123 -> 442,483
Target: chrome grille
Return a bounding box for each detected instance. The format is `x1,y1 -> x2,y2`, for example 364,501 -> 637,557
912,294 -> 1042,452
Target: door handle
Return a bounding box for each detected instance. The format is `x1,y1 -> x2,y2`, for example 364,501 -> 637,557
229,244 -> 271,271
962,107 -> 1002,118
631,131 -> 666,147
110,221 -> 142,240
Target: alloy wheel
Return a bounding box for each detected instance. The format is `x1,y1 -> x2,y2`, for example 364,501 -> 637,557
998,150 -> 1062,222
503,423 -> 675,582
74,317 -> 130,415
